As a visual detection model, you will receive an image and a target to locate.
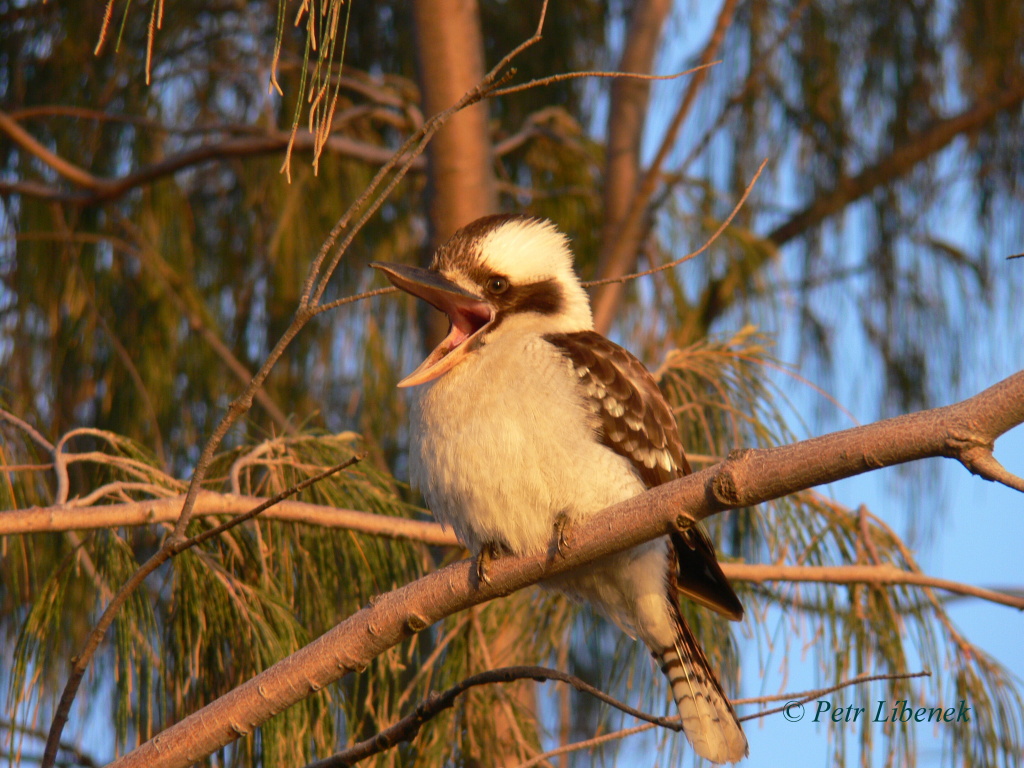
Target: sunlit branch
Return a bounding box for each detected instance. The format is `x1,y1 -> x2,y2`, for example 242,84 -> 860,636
491,61 -> 719,98
104,370 -> 1023,768
726,564 -> 1024,611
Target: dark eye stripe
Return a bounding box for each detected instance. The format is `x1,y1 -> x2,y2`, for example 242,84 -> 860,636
478,278 -> 565,336
506,279 -> 562,315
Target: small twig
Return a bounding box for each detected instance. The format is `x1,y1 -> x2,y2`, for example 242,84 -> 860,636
313,286 -> 397,316
490,62 -> 719,98
306,665 -> 680,768
957,444 -> 1024,492
511,670 -> 930,768
170,454 -> 364,555
736,670 -> 931,721
0,718 -> 100,768
0,463 -> 55,473
0,408 -> 56,452
583,157 -> 768,287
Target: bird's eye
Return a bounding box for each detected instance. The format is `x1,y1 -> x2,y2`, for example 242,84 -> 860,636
487,276 -> 510,294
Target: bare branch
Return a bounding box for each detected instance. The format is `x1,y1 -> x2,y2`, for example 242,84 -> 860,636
490,62 -> 718,98
106,370 -> 1024,768
590,0 -> 740,333
583,158 -> 768,288
0,408 -> 55,452
957,445 -> 1024,492
726,564 -> 1024,611
0,129 -> 429,205
313,286 -> 398,315
511,671 -> 930,768
0,493 -> 456,543
305,666 -> 681,768
0,110 -> 107,190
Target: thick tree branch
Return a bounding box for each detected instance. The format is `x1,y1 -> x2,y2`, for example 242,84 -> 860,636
5,498 -> 1020,608
106,370 -> 1023,768
726,564 -> 1024,611
0,493 -> 457,545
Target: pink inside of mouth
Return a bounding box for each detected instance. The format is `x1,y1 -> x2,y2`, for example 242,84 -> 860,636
439,304 -> 492,355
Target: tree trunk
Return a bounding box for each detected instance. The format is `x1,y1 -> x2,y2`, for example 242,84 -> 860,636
413,0 -> 498,351
413,0 -> 498,248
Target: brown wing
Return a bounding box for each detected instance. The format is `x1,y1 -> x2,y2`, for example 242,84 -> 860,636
545,331 -> 743,621
543,330 -> 687,486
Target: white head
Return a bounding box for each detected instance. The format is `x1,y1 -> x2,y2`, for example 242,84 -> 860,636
373,215 -> 594,386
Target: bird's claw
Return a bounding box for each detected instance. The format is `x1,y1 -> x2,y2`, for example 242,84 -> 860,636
475,542 -> 500,586
554,512 -> 572,558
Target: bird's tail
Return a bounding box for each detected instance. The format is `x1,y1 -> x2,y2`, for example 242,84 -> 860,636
655,608 -> 748,764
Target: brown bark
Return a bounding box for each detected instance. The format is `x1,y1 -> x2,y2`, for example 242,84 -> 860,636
412,0 -> 498,248
106,370 -> 1024,768
412,0 -> 499,355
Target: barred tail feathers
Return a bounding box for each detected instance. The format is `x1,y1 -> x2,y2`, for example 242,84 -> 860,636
656,610 -> 748,764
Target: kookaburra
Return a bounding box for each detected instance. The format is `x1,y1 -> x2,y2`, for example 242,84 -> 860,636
374,214 -> 748,763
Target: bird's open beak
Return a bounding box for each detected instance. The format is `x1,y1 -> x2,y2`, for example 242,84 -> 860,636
372,262 -> 494,387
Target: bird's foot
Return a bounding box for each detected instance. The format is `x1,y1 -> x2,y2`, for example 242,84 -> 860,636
553,511 -> 572,558
475,541 -> 504,587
